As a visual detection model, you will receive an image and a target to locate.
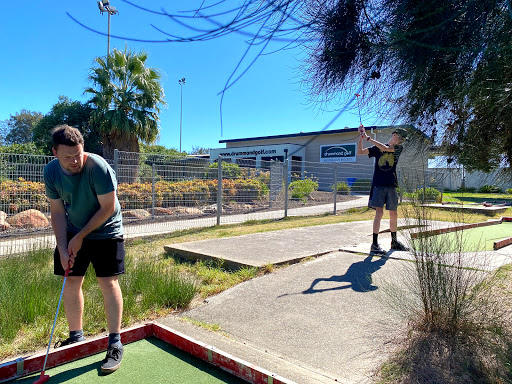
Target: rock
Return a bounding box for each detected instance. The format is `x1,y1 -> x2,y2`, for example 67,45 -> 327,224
0,211 -> 10,230
122,209 -> 151,219
202,204 -> 217,214
6,209 -> 49,228
174,207 -> 203,215
153,207 -> 173,216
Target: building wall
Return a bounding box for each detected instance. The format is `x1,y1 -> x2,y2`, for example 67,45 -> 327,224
223,128 -> 428,191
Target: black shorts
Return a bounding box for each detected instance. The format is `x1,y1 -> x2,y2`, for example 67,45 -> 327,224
368,185 -> 399,211
54,233 -> 125,277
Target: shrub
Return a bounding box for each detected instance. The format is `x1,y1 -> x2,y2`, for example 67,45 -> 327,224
0,178 -> 48,214
288,178 -> 318,200
478,184 -> 502,193
207,162 -> 242,179
506,188 -> 512,195
332,181 -> 350,194
118,178 -> 269,209
413,187 -> 441,203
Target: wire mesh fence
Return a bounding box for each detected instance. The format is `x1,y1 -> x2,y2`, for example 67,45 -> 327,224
0,149 -> 506,255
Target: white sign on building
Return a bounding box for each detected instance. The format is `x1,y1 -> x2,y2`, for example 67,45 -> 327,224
319,143 -> 357,163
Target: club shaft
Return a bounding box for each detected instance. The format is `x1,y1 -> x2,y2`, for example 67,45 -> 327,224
41,275 -> 67,373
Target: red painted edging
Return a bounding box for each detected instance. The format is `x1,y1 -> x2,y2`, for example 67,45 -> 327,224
0,322 -> 294,384
150,322 -> 294,384
0,323 -> 151,383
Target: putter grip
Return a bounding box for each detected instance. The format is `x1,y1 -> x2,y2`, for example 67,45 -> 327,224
64,261 -> 72,277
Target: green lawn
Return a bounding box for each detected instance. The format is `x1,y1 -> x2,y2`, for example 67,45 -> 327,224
442,192 -> 512,204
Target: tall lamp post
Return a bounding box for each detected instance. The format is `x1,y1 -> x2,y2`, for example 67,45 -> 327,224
179,78 -> 186,153
97,1 -> 119,57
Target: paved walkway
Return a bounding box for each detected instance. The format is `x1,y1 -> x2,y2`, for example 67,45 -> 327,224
158,220 -> 512,383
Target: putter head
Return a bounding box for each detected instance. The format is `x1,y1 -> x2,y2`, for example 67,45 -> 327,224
33,372 -> 50,384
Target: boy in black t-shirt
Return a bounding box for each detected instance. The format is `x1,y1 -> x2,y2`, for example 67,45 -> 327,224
356,125 -> 408,255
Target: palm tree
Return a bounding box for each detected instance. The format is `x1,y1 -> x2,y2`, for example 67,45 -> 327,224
85,48 -> 166,160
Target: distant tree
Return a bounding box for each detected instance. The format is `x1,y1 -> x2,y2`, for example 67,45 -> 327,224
0,110 -> 42,145
189,146 -> 210,155
85,48 -> 166,159
140,143 -> 183,158
0,142 -> 46,155
32,96 -> 99,155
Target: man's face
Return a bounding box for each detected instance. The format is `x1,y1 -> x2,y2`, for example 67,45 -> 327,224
389,133 -> 401,146
53,144 -> 85,174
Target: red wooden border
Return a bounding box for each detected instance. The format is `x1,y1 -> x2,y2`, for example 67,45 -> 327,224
0,322 -> 294,384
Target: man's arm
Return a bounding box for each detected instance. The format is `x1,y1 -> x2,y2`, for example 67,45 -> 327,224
360,125 -> 395,153
67,191 -> 117,257
357,135 -> 369,155
49,198 -> 72,270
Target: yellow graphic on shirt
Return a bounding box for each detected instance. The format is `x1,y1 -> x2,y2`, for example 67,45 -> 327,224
378,152 -> 395,171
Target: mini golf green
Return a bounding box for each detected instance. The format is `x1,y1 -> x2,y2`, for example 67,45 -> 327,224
416,221 -> 512,252
13,338 -> 246,384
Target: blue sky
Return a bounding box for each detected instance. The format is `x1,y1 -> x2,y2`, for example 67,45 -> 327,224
0,1 -> 391,152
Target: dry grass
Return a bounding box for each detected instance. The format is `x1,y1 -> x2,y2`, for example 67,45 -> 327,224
376,251 -> 512,384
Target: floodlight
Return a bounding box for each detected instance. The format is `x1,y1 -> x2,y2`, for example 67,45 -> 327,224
97,1 -> 106,12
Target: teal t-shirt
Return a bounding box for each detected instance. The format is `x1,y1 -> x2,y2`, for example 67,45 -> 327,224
44,153 -> 123,239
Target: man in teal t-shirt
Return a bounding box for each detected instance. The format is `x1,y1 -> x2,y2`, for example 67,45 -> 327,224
44,125 -> 124,374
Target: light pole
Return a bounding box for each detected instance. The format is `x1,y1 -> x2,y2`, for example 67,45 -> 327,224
97,1 -> 119,57
179,78 -> 186,153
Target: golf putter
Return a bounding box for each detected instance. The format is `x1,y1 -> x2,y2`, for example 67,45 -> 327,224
33,264 -> 71,384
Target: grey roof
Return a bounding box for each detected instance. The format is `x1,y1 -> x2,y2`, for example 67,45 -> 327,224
219,125 -> 414,143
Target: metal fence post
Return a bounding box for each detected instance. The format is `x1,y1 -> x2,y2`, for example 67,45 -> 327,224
151,163 -> 155,218
333,165 -> 338,214
217,156 -> 223,226
114,149 -> 119,179
284,159 -> 289,218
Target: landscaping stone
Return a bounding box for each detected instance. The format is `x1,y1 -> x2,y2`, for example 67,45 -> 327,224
6,209 -> 49,228
0,211 -> 10,230
174,207 -> 203,215
122,209 -> 151,219
153,207 -> 174,216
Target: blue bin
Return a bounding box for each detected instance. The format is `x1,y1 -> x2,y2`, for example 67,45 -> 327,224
347,177 -> 356,187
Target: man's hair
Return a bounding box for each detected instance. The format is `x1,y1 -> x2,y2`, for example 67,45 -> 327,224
392,128 -> 408,143
51,125 -> 84,148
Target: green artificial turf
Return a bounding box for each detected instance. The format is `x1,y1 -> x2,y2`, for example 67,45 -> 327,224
15,338 -> 246,383
419,221 -> 512,252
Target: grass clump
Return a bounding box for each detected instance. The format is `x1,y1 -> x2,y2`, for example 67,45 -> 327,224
376,200 -> 512,383
0,247 -> 198,359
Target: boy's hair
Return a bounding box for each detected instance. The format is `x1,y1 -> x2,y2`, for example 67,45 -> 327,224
51,125 -> 84,149
392,128 -> 408,143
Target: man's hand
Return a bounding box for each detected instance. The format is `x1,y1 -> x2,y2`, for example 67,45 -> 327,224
359,124 -> 370,141
68,234 -> 84,265
59,249 -> 72,272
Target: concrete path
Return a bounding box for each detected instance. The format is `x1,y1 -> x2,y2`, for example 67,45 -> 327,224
158,219 -> 512,383
158,221 -> 409,383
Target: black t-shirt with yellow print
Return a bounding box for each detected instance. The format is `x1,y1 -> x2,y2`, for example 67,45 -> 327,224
368,145 -> 403,187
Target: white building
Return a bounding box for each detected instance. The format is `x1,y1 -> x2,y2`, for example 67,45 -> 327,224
210,125 -> 427,191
